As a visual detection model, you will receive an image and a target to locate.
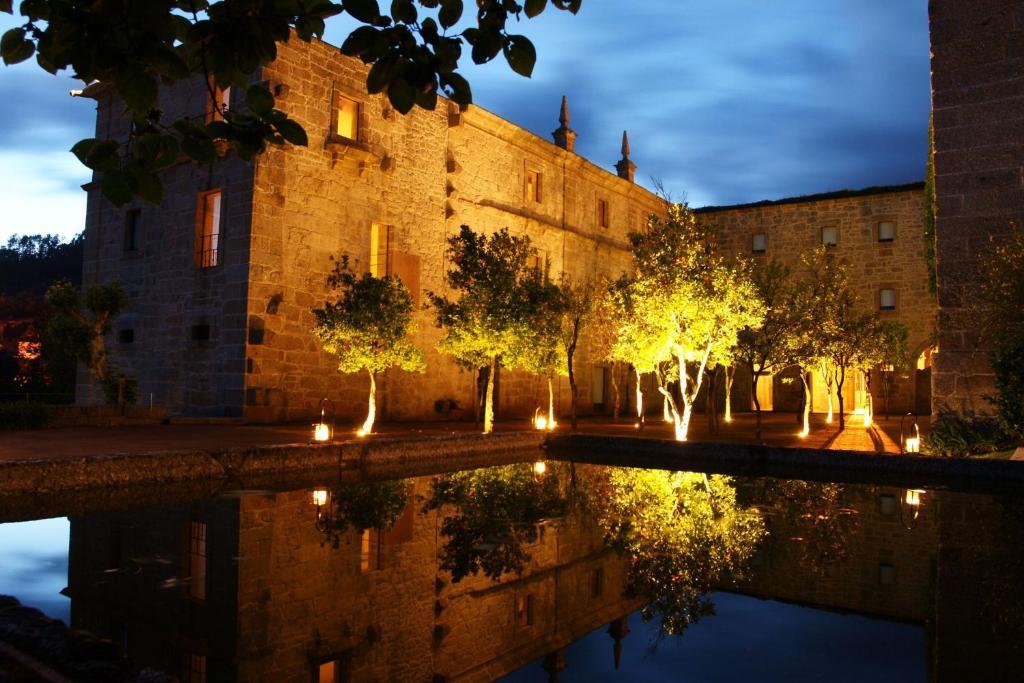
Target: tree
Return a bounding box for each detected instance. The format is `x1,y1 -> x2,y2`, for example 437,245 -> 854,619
427,226 -> 540,434
44,280 -> 127,402
628,205 -> 763,441
2,0 -> 582,206
0,233 -> 84,295
511,265 -> 565,429
313,257 -> 425,435
874,321 -> 909,419
733,260 -> 807,440
316,479 -> 410,549
556,277 -> 597,429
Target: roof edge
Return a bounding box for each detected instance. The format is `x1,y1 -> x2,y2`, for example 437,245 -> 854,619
694,181 -> 925,213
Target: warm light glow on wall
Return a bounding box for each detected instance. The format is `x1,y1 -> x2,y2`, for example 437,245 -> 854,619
16,341 -> 40,360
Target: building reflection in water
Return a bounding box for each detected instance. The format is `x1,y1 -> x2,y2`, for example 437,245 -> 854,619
62,463 -> 1024,682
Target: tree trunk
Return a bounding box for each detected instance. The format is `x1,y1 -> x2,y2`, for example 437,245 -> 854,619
673,343 -> 710,442
547,376 -> 555,428
705,366 -> 718,435
836,365 -> 846,430
635,367 -> 644,426
360,369 -> 376,435
610,362 -> 621,422
751,371 -> 763,441
798,369 -> 811,437
567,326 -> 579,429
724,364 -> 735,423
483,356 -> 496,434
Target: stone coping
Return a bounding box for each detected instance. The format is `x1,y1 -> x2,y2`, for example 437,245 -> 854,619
546,434 -> 1024,495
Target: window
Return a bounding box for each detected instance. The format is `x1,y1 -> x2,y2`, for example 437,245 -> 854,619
878,221 -> 895,242
526,169 -> 541,203
204,80 -> 230,124
751,233 -> 767,254
191,324 -> 211,342
124,209 -> 141,253
360,528 -> 382,573
821,226 -> 838,247
334,93 -> 359,140
591,366 -> 606,409
370,223 -> 391,277
187,521 -> 207,601
195,190 -> 222,268
591,567 -> 604,598
118,329 -> 134,344
879,288 -> 896,311
318,660 -> 337,683
597,199 -> 609,228
317,657 -> 351,683
516,593 -> 534,627
184,653 -> 206,683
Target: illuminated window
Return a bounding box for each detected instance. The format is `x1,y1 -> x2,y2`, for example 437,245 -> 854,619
821,226 -> 838,247
751,233 -> 767,254
184,653 -> 206,683
124,209 -> 140,252
195,190 -> 222,268
334,93 -> 359,140
878,221 -> 895,242
318,661 -> 336,683
516,593 -> 534,627
597,199 -> 609,228
204,80 -> 230,124
879,288 -> 896,311
360,528 -> 381,573
591,567 -> 604,598
187,521 -> 207,601
317,657 -> 351,683
526,170 -> 541,203
370,223 -> 391,277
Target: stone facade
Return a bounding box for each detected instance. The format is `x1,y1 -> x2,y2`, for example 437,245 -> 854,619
80,37 -> 937,422
928,0 -> 1024,415
697,185 -> 937,416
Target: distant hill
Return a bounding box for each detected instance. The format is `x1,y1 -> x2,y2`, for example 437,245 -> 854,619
0,233 -> 84,296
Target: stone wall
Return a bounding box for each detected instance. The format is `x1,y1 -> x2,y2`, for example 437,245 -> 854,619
697,185 -> 936,416
245,37 -> 663,423
928,0 -> 1024,415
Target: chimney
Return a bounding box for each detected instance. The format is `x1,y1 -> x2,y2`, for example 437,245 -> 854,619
552,96 -> 577,152
615,130 -> 636,182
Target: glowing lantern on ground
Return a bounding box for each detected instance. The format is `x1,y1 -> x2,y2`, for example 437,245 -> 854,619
312,489 -> 328,507
312,397 -> 335,442
901,488 -> 925,529
532,408 -> 556,431
533,461 -> 547,476
900,413 -> 921,454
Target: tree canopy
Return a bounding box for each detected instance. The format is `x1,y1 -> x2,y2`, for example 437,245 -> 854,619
1,0 -> 581,206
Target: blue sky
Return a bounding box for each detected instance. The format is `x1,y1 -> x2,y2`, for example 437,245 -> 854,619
0,1 -> 931,242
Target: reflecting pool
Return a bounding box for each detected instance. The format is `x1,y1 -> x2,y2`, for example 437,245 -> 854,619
0,460 -> 1021,682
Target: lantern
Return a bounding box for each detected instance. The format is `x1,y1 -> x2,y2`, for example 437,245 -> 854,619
900,488 -> 925,530
899,413 -> 921,454
312,398 -> 335,442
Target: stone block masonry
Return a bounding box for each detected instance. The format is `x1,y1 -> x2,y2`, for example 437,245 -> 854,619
929,0 -> 1024,415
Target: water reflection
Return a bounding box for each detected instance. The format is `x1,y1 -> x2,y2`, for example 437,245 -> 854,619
0,517 -> 70,622
1,463 -> 1020,681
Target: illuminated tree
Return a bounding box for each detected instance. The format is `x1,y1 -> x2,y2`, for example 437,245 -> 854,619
733,260 -> 808,440
596,468 -> 765,639
556,277 -> 598,429
427,226 -> 542,434
2,0 -> 583,206
514,269 -> 565,429
45,280 -> 128,403
313,257 -> 425,435
874,321 -> 910,419
628,205 -> 764,441
423,463 -> 569,582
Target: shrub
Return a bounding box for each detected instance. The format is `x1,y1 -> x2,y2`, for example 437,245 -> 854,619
0,401 -> 50,429
922,412 -> 1009,458
990,337 -> 1024,440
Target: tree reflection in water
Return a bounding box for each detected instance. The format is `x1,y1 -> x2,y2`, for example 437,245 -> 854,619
317,479 -> 410,548
594,468 -> 765,640
424,463 -> 765,642
423,463 -> 570,582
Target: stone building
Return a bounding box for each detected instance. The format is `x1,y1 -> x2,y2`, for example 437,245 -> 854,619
697,184 -> 937,417
79,36 -> 935,422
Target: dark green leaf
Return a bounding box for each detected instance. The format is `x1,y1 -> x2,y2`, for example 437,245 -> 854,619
438,0 -> 462,29
0,1 -> 12,13
415,86 -> 438,110
341,25 -> 379,55
275,118 -> 308,146
71,138 -> 120,171
366,55 -> 396,94
387,74 -> 415,114
343,0 -> 381,23
502,35 -> 536,77
100,170 -> 134,207
440,71 -> 472,105
245,84 -> 275,115
524,0 -> 546,18
470,29 -> 502,64
181,134 -> 217,163
390,0 -> 416,23
1,27 -> 33,65
117,70 -> 158,113
130,167 -> 164,204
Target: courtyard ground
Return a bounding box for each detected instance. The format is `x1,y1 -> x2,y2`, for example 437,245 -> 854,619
0,411 -> 922,462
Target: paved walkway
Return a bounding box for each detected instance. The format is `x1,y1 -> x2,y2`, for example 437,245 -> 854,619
0,412 -> 914,463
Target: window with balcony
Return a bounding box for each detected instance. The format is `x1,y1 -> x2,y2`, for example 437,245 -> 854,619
186,520 -> 207,601
195,190 -> 222,268
334,93 -> 359,141
516,593 -> 534,627
204,80 -> 230,124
